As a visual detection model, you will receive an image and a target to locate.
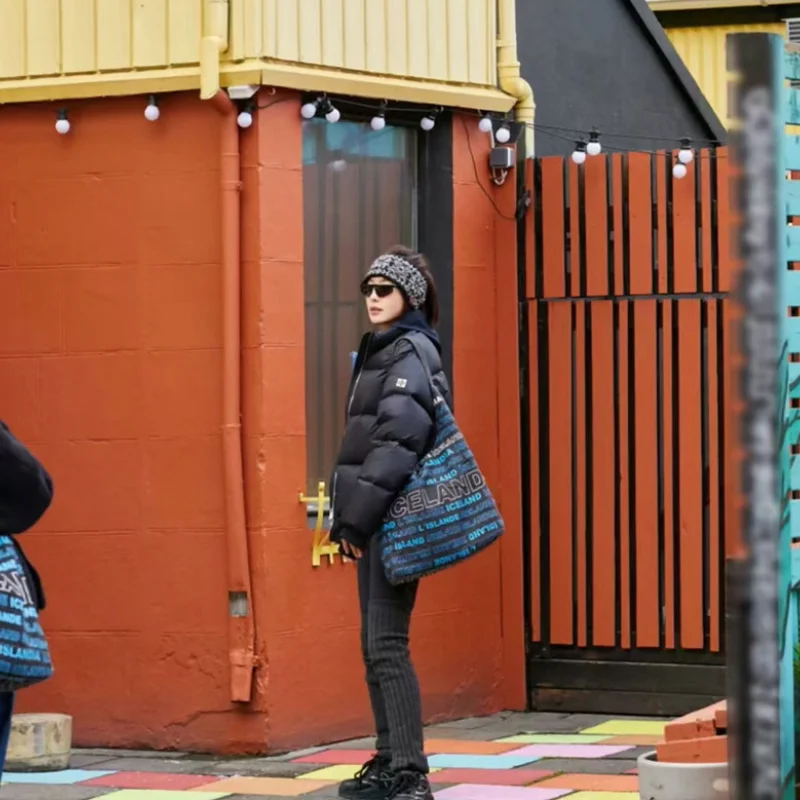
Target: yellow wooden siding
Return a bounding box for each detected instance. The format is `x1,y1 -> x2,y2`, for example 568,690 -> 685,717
665,22 -> 785,121
0,0 -> 498,103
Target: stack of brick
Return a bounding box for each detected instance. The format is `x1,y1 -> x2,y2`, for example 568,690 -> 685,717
655,700 -> 728,763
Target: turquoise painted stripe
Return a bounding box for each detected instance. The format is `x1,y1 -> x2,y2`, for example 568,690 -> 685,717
786,317 -> 800,350
787,87 -> 800,125
787,182 -> 800,216
786,225 -> 800,259
786,50 -> 800,80
787,136 -> 800,171
787,269 -> 800,302
789,361 -> 800,401
791,452 -> 800,493
791,508 -> 800,541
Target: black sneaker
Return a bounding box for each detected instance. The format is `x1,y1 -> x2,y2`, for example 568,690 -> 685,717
385,770 -> 433,800
338,755 -> 393,800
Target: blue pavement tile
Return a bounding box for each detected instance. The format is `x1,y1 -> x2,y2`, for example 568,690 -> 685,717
3,769 -> 115,785
428,754 -> 541,770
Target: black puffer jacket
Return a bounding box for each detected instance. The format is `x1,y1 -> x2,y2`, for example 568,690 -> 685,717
330,312 -> 450,550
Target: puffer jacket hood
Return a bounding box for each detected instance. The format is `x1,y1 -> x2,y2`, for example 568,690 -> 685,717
330,312 -> 450,550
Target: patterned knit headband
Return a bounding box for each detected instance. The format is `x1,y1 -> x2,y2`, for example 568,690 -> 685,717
362,254 -> 428,309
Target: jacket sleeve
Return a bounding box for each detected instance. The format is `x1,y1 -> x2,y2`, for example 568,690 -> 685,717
335,340 -> 433,546
0,422 -> 54,535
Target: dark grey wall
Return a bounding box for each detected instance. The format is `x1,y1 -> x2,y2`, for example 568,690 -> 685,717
516,0 -> 722,157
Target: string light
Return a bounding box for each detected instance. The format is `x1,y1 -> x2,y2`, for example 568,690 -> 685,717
55,109 -> 70,135
144,95 -> 160,122
495,122 -> 511,144
237,102 -> 254,129
370,102 -> 387,131
300,100 -> 318,120
587,127 -> 602,157
300,96 -> 340,123
678,137 -> 694,164
420,112 -> 437,131
571,139 -> 587,165
673,161 -> 688,179
479,114 -> 494,134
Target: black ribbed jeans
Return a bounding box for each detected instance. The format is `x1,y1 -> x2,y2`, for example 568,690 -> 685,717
357,541 -> 428,774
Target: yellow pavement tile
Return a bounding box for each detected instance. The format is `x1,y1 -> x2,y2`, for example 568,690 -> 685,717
580,720 -> 667,736
104,792 -> 231,800
566,793 -> 639,800
192,777 -> 334,795
295,765 -> 362,781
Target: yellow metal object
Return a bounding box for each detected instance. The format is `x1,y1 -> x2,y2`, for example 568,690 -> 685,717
299,482 -> 340,567
665,23 -> 785,123
0,0 -> 511,110
497,0 -> 535,156
651,0 -> 788,9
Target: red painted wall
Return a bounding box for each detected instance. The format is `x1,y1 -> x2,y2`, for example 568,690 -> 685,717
0,92 -> 523,753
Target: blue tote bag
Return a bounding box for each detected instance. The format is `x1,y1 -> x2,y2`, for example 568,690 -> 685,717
379,338 -> 504,585
0,537 -> 52,691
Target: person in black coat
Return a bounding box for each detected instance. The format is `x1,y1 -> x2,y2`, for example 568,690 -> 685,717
0,421 -> 53,777
330,246 -> 450,800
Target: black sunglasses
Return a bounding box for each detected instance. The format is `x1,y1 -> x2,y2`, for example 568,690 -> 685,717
360,283 -> 397,299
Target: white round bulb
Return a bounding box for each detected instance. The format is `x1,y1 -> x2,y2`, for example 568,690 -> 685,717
678,148 -> 694,165
325,107 -> 341,123
301,102 -> 318,120
420,116 -> 435,132
144,104 -> 160,122
370,115 -> 386,131
673,162 -> 687,180
571,150 -> 586,165
330,159 -> 347,173
478,116 -> 493,133
55,118 -> 70,135
495,126 -> 511,144
237,111 -> 253,129
587,141 -> 602,156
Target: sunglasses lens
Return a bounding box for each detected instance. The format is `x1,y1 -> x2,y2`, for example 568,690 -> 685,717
361,284 -> 395,298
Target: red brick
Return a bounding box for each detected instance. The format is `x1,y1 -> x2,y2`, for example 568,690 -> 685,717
0,270 -> 62,354
249,435 -> 306,530
64,266 -> 142,352
39,352 -> 145,441
241,260 -> 305,348
260,167 -> 303,261
241,345 -> 305,437
454,184 -> 496,268
255,92 -> 302,170
535,774 -> 640,792
144,349 -> 222,437
144,437 -> 224,530
656,734 -> 728,764
143,263 -> 221,350
664,700 -> 727,742
0,358 -> 41,441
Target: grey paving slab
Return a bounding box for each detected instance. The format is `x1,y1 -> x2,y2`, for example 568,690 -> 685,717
532,757 -> 639,775
606,746 -> 652,760
75,748 -> 185,759
0,787 -> 111,800
207,761 -> 321,778
66,754 -> 120,769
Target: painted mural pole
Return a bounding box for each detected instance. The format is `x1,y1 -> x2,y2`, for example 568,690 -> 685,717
726,31 -> 794,800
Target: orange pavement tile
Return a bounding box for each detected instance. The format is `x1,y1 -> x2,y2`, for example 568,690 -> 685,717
423,740 -> 519,755
190,777 -> 334,795
533,774 -> 640,792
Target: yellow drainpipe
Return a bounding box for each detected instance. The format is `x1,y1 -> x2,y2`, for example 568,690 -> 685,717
200,0 -> 230,100
497,0 -> 535,157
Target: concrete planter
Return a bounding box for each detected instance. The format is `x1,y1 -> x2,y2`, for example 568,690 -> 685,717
5,713 -> 72,772
637,751 -> 729,800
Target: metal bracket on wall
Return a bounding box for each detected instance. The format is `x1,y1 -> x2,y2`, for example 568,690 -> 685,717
298,481 -> 340,567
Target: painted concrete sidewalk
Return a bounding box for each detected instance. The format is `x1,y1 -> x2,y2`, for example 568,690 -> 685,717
0,712 -> 665,799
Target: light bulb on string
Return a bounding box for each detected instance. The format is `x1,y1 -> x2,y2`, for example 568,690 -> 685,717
325,106 -> 341,123
237,102 -> 254,129
495,123 -> 511,144
478,114 -> 493,134
586,127 -> 602,157
571,139 -> 587,165
420,115 -> 436,132
370,102 -> 387,131
55,109 -> 70,135
673,162 -> 687,180
300,101 -> 318,120
144,95 -> 160,121
678,137 -> 694,165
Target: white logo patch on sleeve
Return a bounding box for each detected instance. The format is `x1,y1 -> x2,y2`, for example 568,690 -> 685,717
395,378 -> 408,388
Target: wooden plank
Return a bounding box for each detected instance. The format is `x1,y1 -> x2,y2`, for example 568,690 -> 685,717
672,152 -> 698,294
0,0 -> 25,79
591,301 -> 617,647
707,300 -> 721,652
633,299 -> 661,649
529,302 -> 541,642
700,151 -> 714,293
618,300 -> 632,649
662,299 -> 676,649
584,155 -> 609,296
574,301 -> 588,647
569,161 -> 581,297
25,0 -> 60,76
612,154 -> 625,295
677,300 -> 705,650
524,159 -> 535,299
548,302 -> 574,645
541,158 -> 567,299
656,154 -> 669,295
628,153 -> 654,295
716,150 -> 732,293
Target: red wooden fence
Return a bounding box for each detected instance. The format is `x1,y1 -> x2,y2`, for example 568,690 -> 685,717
524,149 -> 733,659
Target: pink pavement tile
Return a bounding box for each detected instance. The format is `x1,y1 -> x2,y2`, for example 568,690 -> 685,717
81,772 -> 221,790
292,750 -> 375,765
428,769 -> 554,786
505,744 -> 632,759
434,785 -> 570,800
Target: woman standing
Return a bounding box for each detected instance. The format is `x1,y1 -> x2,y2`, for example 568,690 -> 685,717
330,246 -> 449,800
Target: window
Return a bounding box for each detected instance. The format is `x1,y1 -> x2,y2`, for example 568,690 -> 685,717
302,118 -> 418,502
